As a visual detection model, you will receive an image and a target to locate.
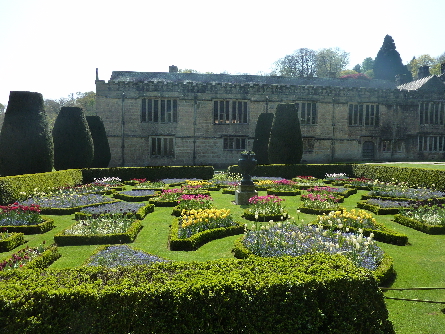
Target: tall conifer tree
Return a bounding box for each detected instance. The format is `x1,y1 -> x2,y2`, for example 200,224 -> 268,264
374,35 -> 412,82
252,113 -> 274,164
86,116 -> 111,168
268,104 -> 303,164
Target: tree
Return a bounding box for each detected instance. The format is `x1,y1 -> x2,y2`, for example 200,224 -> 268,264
361,57 -> 374,72
0,91 -> 54,176
374,35 -> 412,82
353,64 -> 361,73
273,48 -> 317,77
75,91 -> 96,116
86,116 -> 111,168
268,104 -> 303,164
52,107 -> 94,170
315,48 -> 349,78
0,103 -> 5,114
409,54 -> 444,78
252,113 -> 274,164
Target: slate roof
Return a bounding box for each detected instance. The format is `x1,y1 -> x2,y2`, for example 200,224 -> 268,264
109,71 -> 397,89
397,75 -> 445,93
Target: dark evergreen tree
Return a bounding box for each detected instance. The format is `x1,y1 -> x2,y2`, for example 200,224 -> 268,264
374,35 -> 412,82
0,91 -> 54,176
52,107 -> 93,170
252,113 -> 274,164
86,116 -> 111,168
268,104 -> 303,164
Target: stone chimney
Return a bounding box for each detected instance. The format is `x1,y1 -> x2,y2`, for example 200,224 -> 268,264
418,65 -> 430,79
169,65 -> 178,73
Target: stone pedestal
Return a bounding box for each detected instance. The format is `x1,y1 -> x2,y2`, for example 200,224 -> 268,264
235,184 -> 257,205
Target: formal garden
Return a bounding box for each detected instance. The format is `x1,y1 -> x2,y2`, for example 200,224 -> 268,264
1,163 -> 445,333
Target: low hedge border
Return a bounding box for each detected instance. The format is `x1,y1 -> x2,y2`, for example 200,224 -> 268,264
149,199 -> 179,207
242,210 -> 290,222
0,255 -> 394,333
54,220 -> 143,246
394,214 -> 445,234
112,191 -> 158,202
0,233 -> 25,252
361,194 -> 445,203
0,217 -> 55,234
169,218 -> 245,251
40,199 -> 120,215
221,189 -> 236,195
74,203 -> 155,221
266,189 -> 301,196
356,200 -> 407,215
232,235 -> 396,286
299,206 -> 344,215
24,244 -> 61,270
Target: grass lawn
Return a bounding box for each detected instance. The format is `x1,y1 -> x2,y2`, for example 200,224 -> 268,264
2,185 -> 445,333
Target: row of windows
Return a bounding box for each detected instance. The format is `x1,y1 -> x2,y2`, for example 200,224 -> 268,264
213,100 -> 248,124
348,104 -> 380,126
419,102 -> 445,125
418,135 -> 445,152
381,140 -> 404,153
141,99 -> 178,123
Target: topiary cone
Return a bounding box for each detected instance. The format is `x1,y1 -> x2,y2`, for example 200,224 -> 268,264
0,91 -> 54,176
86,116 -> 111,168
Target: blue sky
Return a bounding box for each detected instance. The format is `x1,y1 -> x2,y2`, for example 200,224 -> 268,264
1,0 -> 444,106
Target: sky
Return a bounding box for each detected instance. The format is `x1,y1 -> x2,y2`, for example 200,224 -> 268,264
1,0 -> 444,106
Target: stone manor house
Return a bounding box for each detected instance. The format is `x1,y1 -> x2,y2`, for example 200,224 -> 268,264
95,65 -> 445,168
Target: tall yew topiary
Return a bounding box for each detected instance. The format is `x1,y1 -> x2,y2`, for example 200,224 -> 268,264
0,91 -> 54,176
252,113 -> 274,164
86,116 -> 111,168
374,35 -> 412,83
268,104 -> 303,164
53,107 -> 94,170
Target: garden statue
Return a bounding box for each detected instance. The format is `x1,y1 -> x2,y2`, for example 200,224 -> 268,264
235,151 -> 258,205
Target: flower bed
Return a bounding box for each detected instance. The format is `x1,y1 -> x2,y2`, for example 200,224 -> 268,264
0,243 -> 60,270
357,199 -> 412,215
84,244 -> 169,267
0,203 -> 54,234
54,216 -> 142,246
149,188 -> 183,206
76,202 -> 154,220
366,185 -> 445,201
113,190 -> 158,202
0,231 -> 25,252
291,176 -> 325,189
169,208 -> 244,251
172,194 -> 214,217
306,186 -> 356,198
233,221 -> 393,277
21,193 -> 119,215
243,195 -> 289,222
299,192 -> 341,214
394,204 -> 445,234
311,209 -> 408,245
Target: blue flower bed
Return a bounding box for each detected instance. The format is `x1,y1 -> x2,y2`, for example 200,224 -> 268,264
369,187 -> 445,201
21,194 -> 113,209
86,245 -> 168,267
119,190 -> 157,196
365,198 -> 412,208
80,202 -> 145,215
161,178 -> 201,184
242,222 -> 384,271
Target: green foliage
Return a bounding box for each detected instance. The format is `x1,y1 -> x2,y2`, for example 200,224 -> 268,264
0,233 -> 24,252
374,35 -> 412,82
0,169 -> 83,204
0,255 -> 394,334
268,104 -> 303,164
82,166 -> 214,183
252,113 -> 274,164
0,91 -> 54,176
54,219 -> 142,246
394,214 -> 445,235
86,116 -> 111,168
53,107 -> 94,170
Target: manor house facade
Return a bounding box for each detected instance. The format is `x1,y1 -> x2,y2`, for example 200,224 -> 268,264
95,65 -> 445,168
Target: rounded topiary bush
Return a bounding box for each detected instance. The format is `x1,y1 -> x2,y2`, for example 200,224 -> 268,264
268,103 -> 303,164
86,116 -> 111,168
52,107 -> 93,170
0,91 -> 54,176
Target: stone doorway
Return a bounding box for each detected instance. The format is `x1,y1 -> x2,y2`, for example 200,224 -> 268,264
362,141 -> 375,160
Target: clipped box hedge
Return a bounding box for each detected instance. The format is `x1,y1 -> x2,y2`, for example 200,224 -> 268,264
113,191 -> 158,202
0,255 -> 394,334
0,232 -> 24,252
0,169 -> 83,205
357,200 -> 409,215
54,220 -> 142,246
169,218 -> 245,251
394,214 -> 445,234
39,199 -> 120,215
0,217 -> 54,234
